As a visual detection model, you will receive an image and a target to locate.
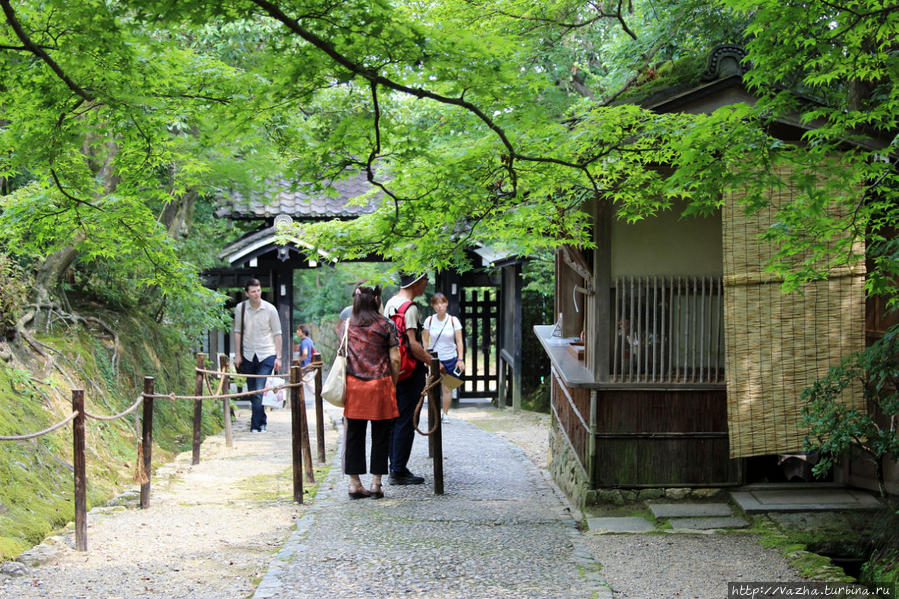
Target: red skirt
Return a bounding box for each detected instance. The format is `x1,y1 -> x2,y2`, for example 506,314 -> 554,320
344,375 -> 398,421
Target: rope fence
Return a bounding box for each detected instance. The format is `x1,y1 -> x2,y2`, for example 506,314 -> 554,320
0,349 -> 450,552
195,362 -> 321,379
413,375 -> 444,437
83,395 -> 144,421
0,411 -> 79,441
142,381 -> 300,402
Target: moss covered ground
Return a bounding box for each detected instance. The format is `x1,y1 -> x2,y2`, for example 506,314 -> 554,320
0,307 -> 224,560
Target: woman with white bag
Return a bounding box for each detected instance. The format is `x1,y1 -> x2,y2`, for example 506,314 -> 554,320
341,284 -> 400,499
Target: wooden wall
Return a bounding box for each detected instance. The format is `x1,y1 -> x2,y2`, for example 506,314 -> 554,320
593,388 -> 740,487
551,374 -> 591,475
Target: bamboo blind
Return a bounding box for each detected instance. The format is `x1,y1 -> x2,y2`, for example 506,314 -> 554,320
723,170 -> 866,458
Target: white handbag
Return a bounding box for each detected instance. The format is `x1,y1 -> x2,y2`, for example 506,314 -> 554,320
321,320 -> 349,408
261,377 -> 285,408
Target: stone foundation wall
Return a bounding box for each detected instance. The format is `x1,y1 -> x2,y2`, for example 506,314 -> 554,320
548,422 -> 591,508
549,417 -> 728,507
587,486 -> 725,506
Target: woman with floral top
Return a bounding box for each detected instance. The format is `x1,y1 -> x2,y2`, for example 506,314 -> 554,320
341,284 -> 400,499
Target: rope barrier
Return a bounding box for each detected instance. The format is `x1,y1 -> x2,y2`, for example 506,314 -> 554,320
194,367 -> 282,379
195,364 -> 322,379
413,377 -> 443,437
0,411 -> 80,441
143,381 -> 300,402
301,362 -> 323,375
83,395 -> 144,421
213,370 -> 226,397
203,372 -> 216,395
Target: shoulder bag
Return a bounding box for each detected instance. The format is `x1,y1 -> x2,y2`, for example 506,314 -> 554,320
236,300 -> 247,374
427,314 -> 451,353
321,319 -> 349,407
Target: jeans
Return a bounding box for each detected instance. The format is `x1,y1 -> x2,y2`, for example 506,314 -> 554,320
389,363 -> 426,474
244,354 -> 276,431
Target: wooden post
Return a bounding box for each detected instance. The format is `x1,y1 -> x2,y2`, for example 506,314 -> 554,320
428,352 -> 437,458
192,353 -> 204,465
72,389 -> 87,551
428,356 -> 444,495
289,365 -> 304,503
141,377 -> 154,509
219,354 -> 233,448
299,382 -> 315,484
313,351 -> 325,463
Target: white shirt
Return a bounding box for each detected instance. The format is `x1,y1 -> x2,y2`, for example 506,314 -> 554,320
424,314 -> 462,361
234,300 -> 281,360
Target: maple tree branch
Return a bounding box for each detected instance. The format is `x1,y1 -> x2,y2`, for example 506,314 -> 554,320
250,0 -> 520,190
0,0 -> 95,101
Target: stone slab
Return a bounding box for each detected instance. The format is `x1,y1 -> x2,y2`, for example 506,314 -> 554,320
731,489 -> 882,513
647,503 -> 733,518
767,511 -> 856,531
586,517 -> 655,534
669,516 -> 750,530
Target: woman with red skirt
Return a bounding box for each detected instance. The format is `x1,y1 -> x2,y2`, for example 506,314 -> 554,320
342,284 -> 400,499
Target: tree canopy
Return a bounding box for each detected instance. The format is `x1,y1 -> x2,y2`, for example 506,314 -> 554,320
0,0 -> 896,336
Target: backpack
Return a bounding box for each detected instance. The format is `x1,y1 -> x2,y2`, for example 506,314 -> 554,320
391,301 -> 419,380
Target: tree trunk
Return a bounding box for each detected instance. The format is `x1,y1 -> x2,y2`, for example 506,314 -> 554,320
875,456 -> 886,499
32,233 -> 85,327
161,189 -> 197,238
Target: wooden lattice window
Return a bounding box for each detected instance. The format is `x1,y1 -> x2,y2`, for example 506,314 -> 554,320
611,276 -> 725,384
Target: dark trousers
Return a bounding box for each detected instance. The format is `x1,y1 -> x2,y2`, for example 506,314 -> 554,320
389,364 -> 426,474
344,418 -> 391,475
244,354 -> 275,431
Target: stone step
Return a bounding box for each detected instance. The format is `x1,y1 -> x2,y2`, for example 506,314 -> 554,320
647,502 -> 733,519
586,516 -> 655,534
731,488 -> 882,513
669,516 -> 750,530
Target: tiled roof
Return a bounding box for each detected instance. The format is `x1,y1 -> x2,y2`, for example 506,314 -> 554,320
215,172 -> 379,220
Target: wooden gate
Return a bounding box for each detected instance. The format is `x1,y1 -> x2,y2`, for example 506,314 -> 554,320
459,287 -> 499,400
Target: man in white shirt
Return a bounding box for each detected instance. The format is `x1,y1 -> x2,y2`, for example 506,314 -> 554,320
234,278 -> 282,432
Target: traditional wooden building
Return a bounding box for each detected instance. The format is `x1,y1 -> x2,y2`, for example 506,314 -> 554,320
207,175 -> 525,406
538,45 -> 895,504
205,174 -> 378,366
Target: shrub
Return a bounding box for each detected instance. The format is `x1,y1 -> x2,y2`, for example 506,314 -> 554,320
801,324 -> 899,498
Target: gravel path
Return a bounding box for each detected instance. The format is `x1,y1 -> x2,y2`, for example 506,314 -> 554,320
585,534 -> 798,598
0,402 -> 801,599
0,404 -> 339,599
254,408 -> 608,599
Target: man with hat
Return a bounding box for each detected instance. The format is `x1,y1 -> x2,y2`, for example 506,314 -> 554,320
383,272 -> 431,485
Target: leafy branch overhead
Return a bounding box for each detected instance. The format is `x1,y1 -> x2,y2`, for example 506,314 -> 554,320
0,0 -> 896,308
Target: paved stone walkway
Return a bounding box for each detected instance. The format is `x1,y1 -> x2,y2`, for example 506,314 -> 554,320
254,410 -> 611,599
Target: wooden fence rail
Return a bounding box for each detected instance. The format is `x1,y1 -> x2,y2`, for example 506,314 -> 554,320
0,351 -> 322,552
0,350 -> 454,552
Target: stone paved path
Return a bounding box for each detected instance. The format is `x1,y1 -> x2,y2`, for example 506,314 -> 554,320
255,409 -> 611,599
0,401 -> 807,599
